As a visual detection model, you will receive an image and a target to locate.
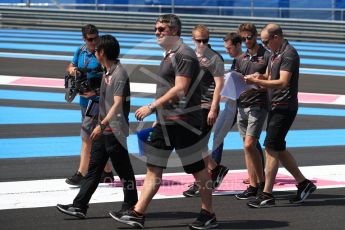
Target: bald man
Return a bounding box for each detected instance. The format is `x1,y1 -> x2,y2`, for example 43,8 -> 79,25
244,24 -> 316,208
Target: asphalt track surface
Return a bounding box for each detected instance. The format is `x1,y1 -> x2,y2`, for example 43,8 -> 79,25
1,29 -> 345,230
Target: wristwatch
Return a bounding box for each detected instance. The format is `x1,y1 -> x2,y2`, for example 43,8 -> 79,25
99,123 -> 107,132
147,103 -> 156,113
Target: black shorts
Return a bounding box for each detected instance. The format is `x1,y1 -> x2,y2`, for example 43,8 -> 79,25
143,124 -> 205,174
264,109 -> 297,151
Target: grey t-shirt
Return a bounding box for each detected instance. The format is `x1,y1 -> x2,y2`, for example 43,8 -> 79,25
268,40 -> 300,111
98,61 -> 130,136
156,40 -> 202,126
198,45 -> 225,109
235,44 -> 270,108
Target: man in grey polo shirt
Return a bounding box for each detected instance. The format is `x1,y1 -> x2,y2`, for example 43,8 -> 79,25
245,23 -> 316,208
182,24 -> 229,198
57,35 -> 138,218
111,14 -> 218,230
234,23 -> 270,200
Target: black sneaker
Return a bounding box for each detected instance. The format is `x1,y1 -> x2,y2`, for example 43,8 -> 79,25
256,182 -> 265,198
65,171 -> 85,186
211,165 -> 229,189
247,192 -> 276,208
56,204 -> 87,218
183,183 -> 200,197
109,209 -> 145,229
235,185 -> 258,200
100,171 -> 114,183
289,179 -> 317,204
189,209 -> 218,230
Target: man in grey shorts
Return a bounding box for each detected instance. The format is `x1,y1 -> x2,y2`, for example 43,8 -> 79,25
234,23 -> 270,200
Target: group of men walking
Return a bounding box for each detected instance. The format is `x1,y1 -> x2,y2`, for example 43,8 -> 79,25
56,14 -> 316,229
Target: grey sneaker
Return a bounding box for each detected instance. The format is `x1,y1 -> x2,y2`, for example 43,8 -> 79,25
189,209 -> 218,230
56,204 -> 87,218
109,208 -> 145,229
289,179 -> 317,204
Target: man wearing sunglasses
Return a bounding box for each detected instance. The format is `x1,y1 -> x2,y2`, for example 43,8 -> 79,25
245,24 -> 316,208
111,14 -> 217,230
183,25 -> 229,198
65,24 -> 113,186
234,23 -> 270,200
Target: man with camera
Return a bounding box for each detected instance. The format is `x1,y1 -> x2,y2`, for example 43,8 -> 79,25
65,24 -> 113,186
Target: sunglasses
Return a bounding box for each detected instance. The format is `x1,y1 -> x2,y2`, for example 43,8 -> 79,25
194,38 -> 209,43
241,35 -> 254,42
86,36 -> 98,42
261,37 -> 272,46
155,27 -> 166,33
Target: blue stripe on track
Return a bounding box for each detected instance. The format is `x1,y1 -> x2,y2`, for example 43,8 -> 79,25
2,36 -> 345,54
0,103 -> 344,125
0,129 -> 344,158
0,90 -> 154,106
0,106 -> 156,124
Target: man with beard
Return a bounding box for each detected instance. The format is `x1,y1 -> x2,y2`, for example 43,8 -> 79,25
234,23 -> 269,200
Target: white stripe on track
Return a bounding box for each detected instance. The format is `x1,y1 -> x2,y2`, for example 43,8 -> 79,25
0,165 -> 344,210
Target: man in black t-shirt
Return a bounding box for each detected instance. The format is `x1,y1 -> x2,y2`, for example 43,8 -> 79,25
111,14 -> 218,230
234,23 -> 270,200
244,24 -> 316,208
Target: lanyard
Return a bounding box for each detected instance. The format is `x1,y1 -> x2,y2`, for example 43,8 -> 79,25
83,52 -> 93,68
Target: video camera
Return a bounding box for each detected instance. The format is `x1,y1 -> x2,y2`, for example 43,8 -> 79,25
64,67 -> 102,103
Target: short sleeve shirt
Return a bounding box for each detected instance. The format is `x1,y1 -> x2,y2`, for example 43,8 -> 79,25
235,44 -> 270,108
156,40 -> 202,126
198,45 -> 225,109
72,45 -> 102,107
268,40 -> 300,111
98,62 -> 130,137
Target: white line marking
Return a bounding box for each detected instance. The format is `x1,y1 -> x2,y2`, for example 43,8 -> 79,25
0,165 -> 344,210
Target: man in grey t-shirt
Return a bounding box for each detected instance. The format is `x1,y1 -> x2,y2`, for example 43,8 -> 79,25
57,35 -> 138,219
183,24 -> 229,198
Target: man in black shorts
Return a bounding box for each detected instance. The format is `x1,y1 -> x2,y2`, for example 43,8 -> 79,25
244,23 -> 317,208
110,14 -> 218,229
